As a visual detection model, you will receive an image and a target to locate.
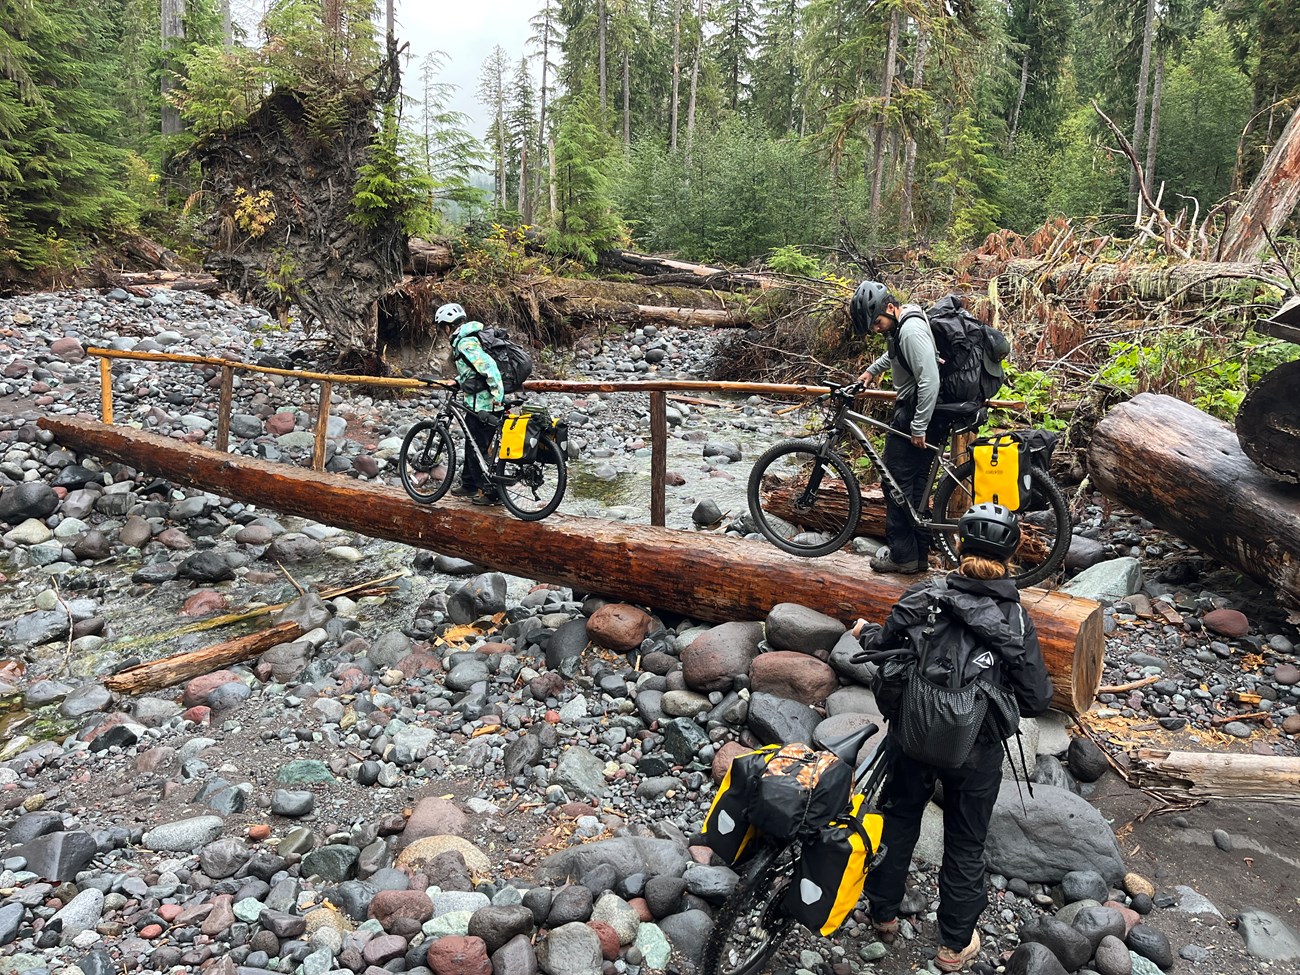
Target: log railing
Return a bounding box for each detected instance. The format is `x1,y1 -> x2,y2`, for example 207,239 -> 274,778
87,347 -> 1024,527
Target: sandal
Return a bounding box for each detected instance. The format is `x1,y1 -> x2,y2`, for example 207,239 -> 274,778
872,918 -> 899,945
935,931 -> 980,973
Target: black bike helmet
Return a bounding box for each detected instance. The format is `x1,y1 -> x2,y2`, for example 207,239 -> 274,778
849,280 -> 893,336
958,502 -> 1021,559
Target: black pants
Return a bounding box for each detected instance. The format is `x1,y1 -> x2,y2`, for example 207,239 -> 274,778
882,408 -> 948,565
461,410 -> 496,492
865,739 -> 1002,950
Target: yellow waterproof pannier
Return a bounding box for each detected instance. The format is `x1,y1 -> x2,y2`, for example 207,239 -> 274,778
782,793 -> 885,936
700,745 -> 779,865
498,413 -> 537,461
971,433 -> 1029,510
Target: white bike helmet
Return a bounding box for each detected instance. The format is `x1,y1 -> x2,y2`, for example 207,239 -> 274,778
435,303 -> 467,327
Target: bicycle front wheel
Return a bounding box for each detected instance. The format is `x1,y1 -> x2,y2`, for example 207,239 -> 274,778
700,840 -> 798,975
497,435 -> 567,521
747,438 -> 862,557
931,461 -> 1072,588
399,421 -> 456,504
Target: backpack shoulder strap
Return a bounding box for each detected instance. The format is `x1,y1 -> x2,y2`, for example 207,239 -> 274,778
890,309 -> 929,377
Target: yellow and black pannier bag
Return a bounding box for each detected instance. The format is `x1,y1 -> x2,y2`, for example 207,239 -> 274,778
748,743 -> 853,841
498,413 -> 540,462
971,434 -> 1030,510
701,745 -> 779,865
782,794 -> 885,936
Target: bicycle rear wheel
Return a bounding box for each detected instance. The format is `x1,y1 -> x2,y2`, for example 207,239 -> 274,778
747,439 -> 862,558
931,461 -> 1072,588
497,435 -> 567,521
399,421 -> 456,504
700,841 -> 798,975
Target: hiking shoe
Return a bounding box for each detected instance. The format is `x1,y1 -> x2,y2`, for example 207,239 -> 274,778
869,553 -> 925,574
872,918 -> 899,945
936,931 -> 980,973
450,482 -> 476,498
471,489 -> 502,506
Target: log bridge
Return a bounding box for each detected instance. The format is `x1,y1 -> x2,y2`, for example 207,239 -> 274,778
40,417 -> 1104,715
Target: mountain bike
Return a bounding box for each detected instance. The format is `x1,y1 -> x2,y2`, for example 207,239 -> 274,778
398,379 -> 569,521
746,378 -> 1070,588
701,720 -> 891,975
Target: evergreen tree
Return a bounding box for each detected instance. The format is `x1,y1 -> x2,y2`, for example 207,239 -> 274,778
477,44 -> 511,210
0,0 -> 136,274
928,106 -> 1002,243
507,56 -> 537,220
752,0 -> 803,135
413,51 -> 488,228
550,90 -> 625,262
709,0 -> 758,111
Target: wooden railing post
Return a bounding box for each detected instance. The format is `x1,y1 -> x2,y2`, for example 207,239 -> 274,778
214,365 -> 234,452
312,381 -> 332,472
650,390 -> 667,527
99,357 -> 113,424
947,430 -> 975,516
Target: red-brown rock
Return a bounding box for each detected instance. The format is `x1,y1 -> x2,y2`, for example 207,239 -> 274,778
587,603 -> 655,652
426,935 -> 491,975
588,920 -> 620,960
182,671 -> 244,709
181,590 -> 228,617
267,412 -> 297,436
628,897 -> 654,923
711,741 -> 750,784
401,796 -> 468,847
369,889 -> 435,928
749,652 -> 839,705
1203,608 -> 1249,638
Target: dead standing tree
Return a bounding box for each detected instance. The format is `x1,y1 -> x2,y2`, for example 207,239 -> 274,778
192,40 -> 408,372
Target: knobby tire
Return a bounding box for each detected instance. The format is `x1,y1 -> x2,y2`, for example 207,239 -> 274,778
747,438 -> 862,558
700,841 -> 797,975
497,435 -> 567,521
399,421 -> 456,504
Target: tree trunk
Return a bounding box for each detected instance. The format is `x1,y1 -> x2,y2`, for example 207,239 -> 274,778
41,418 -> 1104,715
1143,50 -> 1164,191
1128,749 -> 1300,802
868,8 -> 900,226
900,25 -> 927,235
548,136 -> 557,219
670,0 -> 682,152
105,621 -> 305,695
1008,46 -> 1030,150
687,0 -> 703,149
537,20 -> 551,211
622,50 -> 630,146
406,238 -> 455,275
1086,393 -> 1300,606
518,141 -> 530,222
760,482 -> 888,540
221,0 -> 233,45
1218,104 -> 1300,261
160,0 -> 186,140
1235,358 -> 1300,483
1129,0 -> 1156,210
598,0 -> 608,114
598,249 -> 777,289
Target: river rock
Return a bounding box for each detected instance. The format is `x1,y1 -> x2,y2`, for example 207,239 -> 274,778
656,909 -> 713,963
1094,934 -> 1133,975
681,621 -> 763,692
301,843 -> 359,881
0,482 -> 58,522
491,934 -> 539,975
427,934 -> 492,975
746,690 -> 820,745
143,816 -> 224,852
1020,915 -> 1092,971
397,834 -> 491,874
177,550 -> 238,582
1126,924 -> 1173,969
764,603 -> 845,655
1203,608 -> 1249,638
183,670 -> 250,710
1004,941 -> 1070,975
1062,869 -> 1110,903
468,904 -> 535,954
1061,557 -> 1142,602
50,888 -> 105,943
984,784 -> 1124,883
8,830 -> 97,881
536,837 -> 688,886
537,921 -> 602,975
748,651 -> 838,705
553,745 -> 607,799
587,603 -> 654,651
1236,910 -> 1300,961
1071,906 -> 1128,950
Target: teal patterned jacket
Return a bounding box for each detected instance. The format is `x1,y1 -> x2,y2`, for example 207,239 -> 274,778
450,320 -> 504,413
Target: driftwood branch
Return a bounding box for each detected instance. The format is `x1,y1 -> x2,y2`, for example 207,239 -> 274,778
1128,749 -> 1300,803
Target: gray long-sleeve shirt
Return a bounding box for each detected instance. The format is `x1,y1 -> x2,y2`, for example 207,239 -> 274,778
865,303 -> 940,437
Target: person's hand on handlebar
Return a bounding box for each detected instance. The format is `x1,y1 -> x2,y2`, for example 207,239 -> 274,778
857,369 -> 878,387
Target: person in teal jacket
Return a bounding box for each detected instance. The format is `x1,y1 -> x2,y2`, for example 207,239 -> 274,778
435,302 -> 505,505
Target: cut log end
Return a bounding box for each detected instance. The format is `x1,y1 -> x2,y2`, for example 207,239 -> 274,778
1236,360 -> 1300,483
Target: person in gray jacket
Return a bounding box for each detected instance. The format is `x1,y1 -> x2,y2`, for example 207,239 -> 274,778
851,280 -> 942,574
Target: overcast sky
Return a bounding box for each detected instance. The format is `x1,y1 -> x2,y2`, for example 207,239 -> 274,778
396,0 -> 539,136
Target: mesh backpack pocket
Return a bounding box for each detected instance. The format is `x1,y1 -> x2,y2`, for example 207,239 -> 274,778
895,675 -> 990,769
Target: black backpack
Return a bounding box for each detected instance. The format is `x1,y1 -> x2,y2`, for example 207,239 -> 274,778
870,580 -> 1022,770
895,295 -> 1010,405
457,328 -> 534,394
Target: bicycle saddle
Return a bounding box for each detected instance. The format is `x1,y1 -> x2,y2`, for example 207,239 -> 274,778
813,722 -> 880,764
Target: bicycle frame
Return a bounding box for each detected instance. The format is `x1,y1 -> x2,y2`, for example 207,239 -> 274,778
818,394 -> 966,535
426,389 -> 552,488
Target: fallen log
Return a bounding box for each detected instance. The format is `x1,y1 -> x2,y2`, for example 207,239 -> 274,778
40,417 -> 1103,714
598,248 -> 776,290
114,271 -> 224,295
104,620 -> 304,695
122,235 -> 184,272
1235,359 -> 1300,483
407,237 -> 455,275
761,481 -> 888,540
1128,748 -> 1300,802
1087,393 -> 1300,606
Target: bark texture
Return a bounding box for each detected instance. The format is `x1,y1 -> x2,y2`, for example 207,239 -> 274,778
1219,104 -> 1300,261
1128,749 -> 1300,802
1087,393 -> 1300,606
41,417 -> 1104,714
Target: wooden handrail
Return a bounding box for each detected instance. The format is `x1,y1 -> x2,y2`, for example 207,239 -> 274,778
87,346 -> 1027,524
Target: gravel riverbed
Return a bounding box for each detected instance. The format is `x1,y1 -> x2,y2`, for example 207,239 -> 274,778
0,288 -> 1297,975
